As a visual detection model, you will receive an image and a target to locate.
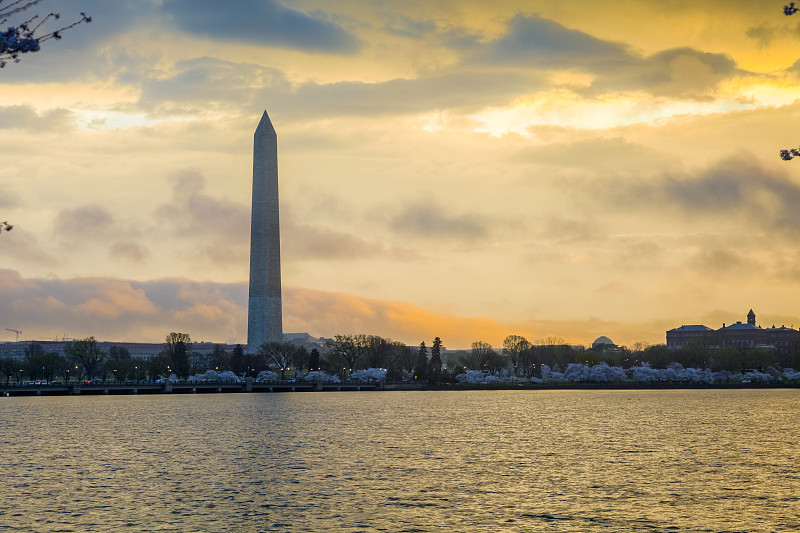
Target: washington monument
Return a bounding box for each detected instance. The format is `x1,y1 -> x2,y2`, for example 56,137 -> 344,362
247,110 -> 282,348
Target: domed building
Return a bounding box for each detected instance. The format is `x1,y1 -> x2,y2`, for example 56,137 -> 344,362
592,336 -> 616,351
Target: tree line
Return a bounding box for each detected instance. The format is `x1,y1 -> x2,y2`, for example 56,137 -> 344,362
3,331 -> 798,386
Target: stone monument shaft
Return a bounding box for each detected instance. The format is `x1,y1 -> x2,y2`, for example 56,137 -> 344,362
247,110 -> 282,348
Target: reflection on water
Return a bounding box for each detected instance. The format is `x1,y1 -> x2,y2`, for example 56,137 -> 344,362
1,389 -> 799,532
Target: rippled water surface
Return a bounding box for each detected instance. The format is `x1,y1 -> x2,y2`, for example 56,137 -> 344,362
1,389 -> 799,532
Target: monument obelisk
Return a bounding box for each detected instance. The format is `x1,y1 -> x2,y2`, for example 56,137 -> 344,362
247,110 -> 282,348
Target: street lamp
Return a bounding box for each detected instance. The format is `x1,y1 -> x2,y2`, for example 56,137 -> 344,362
0,221 -> 12,234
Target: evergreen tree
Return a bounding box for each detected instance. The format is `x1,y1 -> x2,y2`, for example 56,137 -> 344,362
429,337 -> 443,384
308,348 -> 320,372
415,341 -> 428,380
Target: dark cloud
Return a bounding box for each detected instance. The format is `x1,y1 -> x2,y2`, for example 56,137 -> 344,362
786,57 -> 800,78
155,171 -> 250,239
283,221 -> 384,260
464,15 -> 741,99
0,106 -> 75,131
595,47 -> 740,98
0,227 -> 58,266
688,248 -> 747,275
389,204 -> 488,240
622,156 -> 800,233
109,241 -> 151,263
466,14 -> 631,69
152,170 -> 250,264
162,0 -> 359,53
54,205 -> 115,237
746,23 -> 781,48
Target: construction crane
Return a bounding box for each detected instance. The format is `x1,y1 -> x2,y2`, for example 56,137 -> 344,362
5,328 -> 21,342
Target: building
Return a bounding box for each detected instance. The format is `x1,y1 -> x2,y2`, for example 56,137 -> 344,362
667,310 -> 799,356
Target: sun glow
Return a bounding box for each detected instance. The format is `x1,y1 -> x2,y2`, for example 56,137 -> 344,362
470,90 -> 768,135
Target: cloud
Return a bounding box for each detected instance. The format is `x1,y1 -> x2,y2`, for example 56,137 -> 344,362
388,204 -> 489,240
0,106 -> 75,131
465,15 -> 740,99
153,170 -> 250,264
132,13 -> 743,122
282,220 -> 385,261
162,0 -> 360,53
0,186 -> 21,208
0,228 -> 59,267
74,281 -> 157,318
0,272 -> 247,343
466,14 -> 630,69
0,269 -> 722,348
384,15 -> 438,40
139,56 -> 542,118
54,205 -> 115,237
138,57 -> 292,112
746,23 -> 782,48
598,47 -> 740,98
652,157 -> 800,231
109,241 -> 151,263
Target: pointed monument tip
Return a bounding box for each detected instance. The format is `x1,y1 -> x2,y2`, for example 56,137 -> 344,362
255,109 -> 276,136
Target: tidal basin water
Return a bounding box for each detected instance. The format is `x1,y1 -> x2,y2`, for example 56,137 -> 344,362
1,389 -> 799,532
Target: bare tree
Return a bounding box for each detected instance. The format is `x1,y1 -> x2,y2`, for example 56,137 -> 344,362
64,336 -> 105,381
326,334 -> 367,374
469,340 -> 495,370
162,332 -> 191,379
0,356 -> 16,385
391,342 -> 418,374
502,335 -> 531,373
258,341 -> 296,380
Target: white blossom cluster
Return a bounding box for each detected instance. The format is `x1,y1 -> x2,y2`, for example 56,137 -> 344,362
630,363 -> 713,384
304,371 -> 340,383
188,370 -> 242,382
255,370 -> 278,382
454,362 -> 798,385
455,370 -> 502,384
348,368 -> 387,381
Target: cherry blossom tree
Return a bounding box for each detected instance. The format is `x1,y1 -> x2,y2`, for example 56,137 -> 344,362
0,0 -> 90,68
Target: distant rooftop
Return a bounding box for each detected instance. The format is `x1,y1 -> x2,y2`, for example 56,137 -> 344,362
668,325 -> 713,332
723,322 -> 759,330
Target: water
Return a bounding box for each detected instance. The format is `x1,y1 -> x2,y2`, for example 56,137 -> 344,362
1,389 -> 798,532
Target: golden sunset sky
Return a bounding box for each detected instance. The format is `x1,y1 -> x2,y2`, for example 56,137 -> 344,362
4,0 -> 800,348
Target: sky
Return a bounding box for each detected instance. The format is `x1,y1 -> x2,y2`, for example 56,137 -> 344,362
4,0 -> 800,349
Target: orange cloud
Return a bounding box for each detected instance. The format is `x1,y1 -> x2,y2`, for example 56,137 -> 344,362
75,281 -> 157,318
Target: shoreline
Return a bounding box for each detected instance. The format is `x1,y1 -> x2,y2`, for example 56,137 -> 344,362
2,380 -> 797,397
